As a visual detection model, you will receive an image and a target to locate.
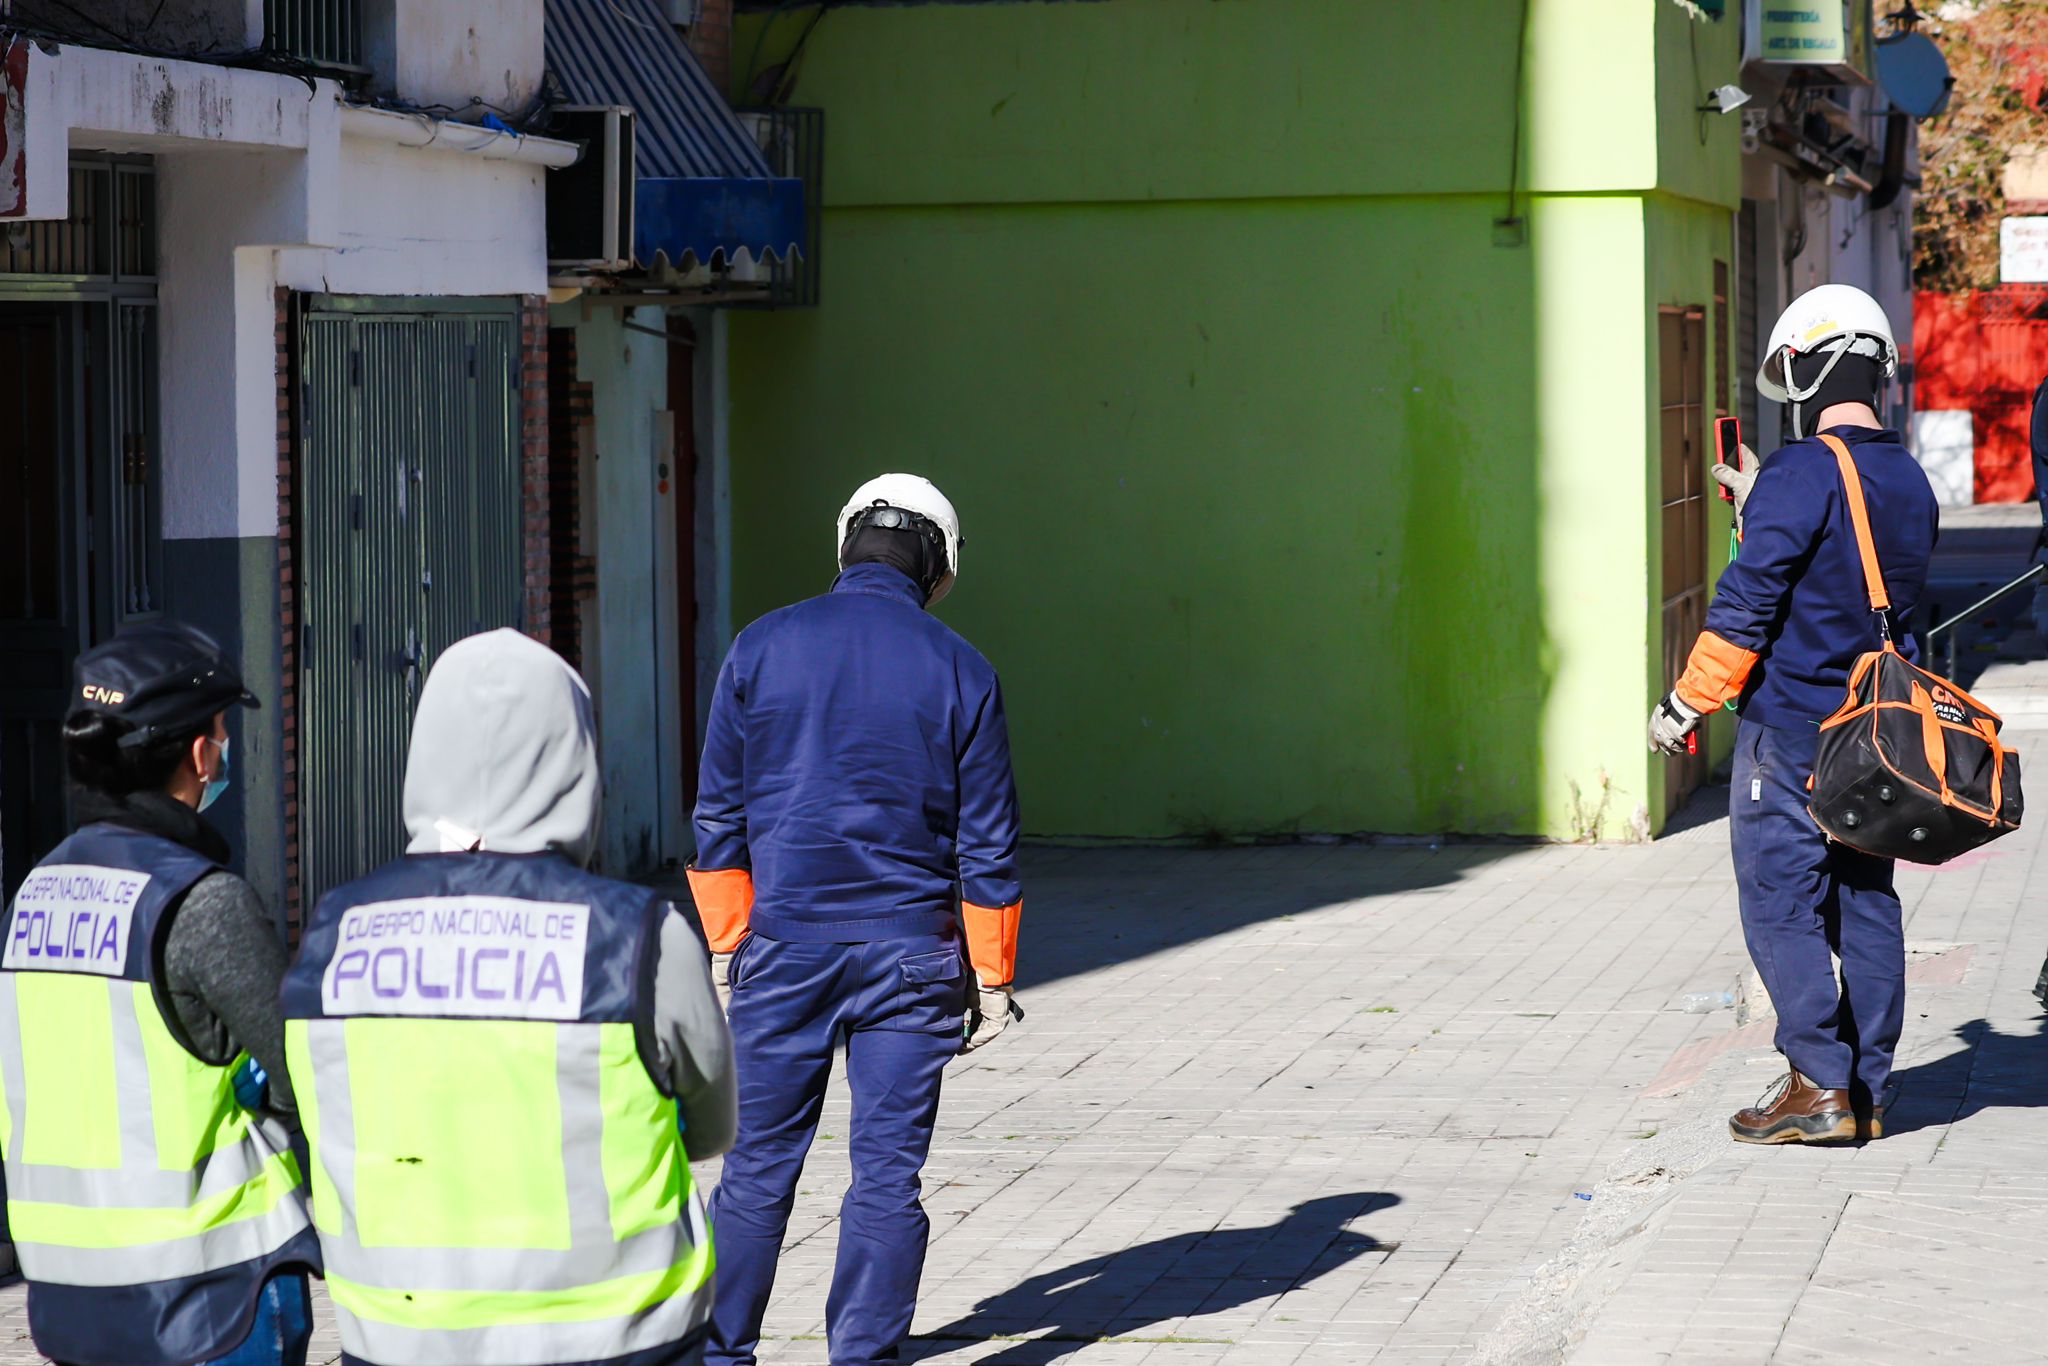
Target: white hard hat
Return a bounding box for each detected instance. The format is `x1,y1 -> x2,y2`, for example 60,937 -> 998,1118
1756,283 -> 1898,403
835,473 -> 962,604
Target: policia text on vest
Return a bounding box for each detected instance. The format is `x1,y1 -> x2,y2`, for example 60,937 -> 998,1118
0,824 -> 319,1366
322,897 -> 588,1014
281,854 -> 715,1365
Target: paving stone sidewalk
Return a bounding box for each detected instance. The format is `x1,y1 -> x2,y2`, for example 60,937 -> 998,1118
3,676 -> 2043,1364
1553,658 -> 2048,1366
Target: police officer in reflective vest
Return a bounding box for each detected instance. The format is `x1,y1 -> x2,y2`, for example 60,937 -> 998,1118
281,628 -> 735,1366
692,474 -> 1024,1366
1,620 -> 319,1366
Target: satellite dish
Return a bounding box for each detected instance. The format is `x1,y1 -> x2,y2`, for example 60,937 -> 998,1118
1876,31 -> 1954,120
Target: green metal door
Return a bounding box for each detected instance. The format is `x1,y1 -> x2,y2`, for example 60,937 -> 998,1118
298,298 -> 523,903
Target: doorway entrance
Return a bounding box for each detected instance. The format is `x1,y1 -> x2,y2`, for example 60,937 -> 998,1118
0,305 -> 73,899
0,160 -> 161,897
1660,304 -> 1711,819
295,297 -> 526,904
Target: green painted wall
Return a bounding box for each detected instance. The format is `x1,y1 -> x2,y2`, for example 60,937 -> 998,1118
726,0 -> 1741,840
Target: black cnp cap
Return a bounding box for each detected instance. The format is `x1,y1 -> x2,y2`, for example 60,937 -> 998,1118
72,620 -> 260,749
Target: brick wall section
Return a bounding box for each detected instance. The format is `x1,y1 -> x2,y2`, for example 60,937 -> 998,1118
521,296 -> 552,645
546,327 -> 597,670
273,287 -> 302,941
688,0 -> 732,97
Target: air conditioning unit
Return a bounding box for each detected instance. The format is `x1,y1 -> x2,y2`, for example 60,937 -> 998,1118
547,106 -> 637,273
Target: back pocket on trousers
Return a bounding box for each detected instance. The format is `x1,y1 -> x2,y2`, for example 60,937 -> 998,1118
900,949 -> 961,985
897,948 -> 965,1025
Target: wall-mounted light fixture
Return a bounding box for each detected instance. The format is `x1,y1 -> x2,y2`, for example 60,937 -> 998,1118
1700,85 -> 1753,114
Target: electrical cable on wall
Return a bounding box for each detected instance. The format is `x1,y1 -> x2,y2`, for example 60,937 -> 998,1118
1498,0 -> 1531,241
19,2 -> 563,137
741,0 -> 832,107
0,1 -> 360,91
1689,19 -> 1710,146
1784,177 -> 1809,265
766,5 -> 828,105
740,0 -> 806,104
0,14 -> 323,90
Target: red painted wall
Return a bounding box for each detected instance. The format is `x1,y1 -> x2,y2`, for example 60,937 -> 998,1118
1915,287 -> 2048,503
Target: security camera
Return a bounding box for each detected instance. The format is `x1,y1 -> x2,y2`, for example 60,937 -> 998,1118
1700,84 -> 1753,114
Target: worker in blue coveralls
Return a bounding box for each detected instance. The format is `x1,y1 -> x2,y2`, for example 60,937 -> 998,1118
1650,284 -> 1938,1146
689,472 -> 1024,1366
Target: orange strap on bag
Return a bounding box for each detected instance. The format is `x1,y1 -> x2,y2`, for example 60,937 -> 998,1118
1819,434 -> 1892,622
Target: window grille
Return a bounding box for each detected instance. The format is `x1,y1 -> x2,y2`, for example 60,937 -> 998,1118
265,0 -> 363,74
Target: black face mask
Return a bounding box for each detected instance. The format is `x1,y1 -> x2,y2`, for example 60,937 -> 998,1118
840,524 -> 944,602
1787,350 -> 1885,438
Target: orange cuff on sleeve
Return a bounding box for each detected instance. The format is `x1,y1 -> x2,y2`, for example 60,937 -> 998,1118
963,900 -> 1022,987
1674,630 -> 1760,713
687,867 -> 755,954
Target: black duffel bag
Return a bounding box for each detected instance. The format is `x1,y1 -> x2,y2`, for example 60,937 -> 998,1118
1808,435 -> 2023,864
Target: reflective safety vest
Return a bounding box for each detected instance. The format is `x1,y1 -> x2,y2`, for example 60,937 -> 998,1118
0,823 -> 317,1366
280,851 -> 713,1366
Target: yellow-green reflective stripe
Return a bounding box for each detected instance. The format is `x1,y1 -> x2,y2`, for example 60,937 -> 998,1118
596,1023 -> 684,1241
328,1239 -> 714,1330
137,990 -> 248,1171
283,1022 -> 340,1233
0,975 -> 21,1157
4,1149 -> 302,1248
346,1018 -> 570,1250
16,975 -> 121,1170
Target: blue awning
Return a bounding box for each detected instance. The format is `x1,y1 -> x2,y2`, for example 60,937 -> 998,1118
545,0 -> 803,270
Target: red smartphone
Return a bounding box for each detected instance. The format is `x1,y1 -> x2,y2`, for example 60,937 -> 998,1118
1713,416 -> 1742,503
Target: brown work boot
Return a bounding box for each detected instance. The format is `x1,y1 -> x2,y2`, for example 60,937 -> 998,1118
1729,1071 -> 1858,1145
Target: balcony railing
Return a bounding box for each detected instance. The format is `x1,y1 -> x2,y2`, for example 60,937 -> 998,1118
265,0 -> 364,75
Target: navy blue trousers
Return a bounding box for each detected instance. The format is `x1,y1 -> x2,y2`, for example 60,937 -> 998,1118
706,929 -> 966,1366
1730,718 -> 1906,1112
54,1273 -> 310,1366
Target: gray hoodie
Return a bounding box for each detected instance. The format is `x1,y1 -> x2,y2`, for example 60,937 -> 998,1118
402,629 -> 735,1159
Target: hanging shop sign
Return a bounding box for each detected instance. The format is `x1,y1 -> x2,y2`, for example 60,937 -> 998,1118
1746,0 -> 1875,83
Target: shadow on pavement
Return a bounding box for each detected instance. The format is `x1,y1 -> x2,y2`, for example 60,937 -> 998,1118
907,1192 -> 1401,1365
1881,1016 -> 2048,1136
1014,844 -> 1524,991
1659,782 -> 1730,841
656,842 -> 1526,993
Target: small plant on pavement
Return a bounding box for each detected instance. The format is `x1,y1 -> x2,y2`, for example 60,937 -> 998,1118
1567,769 -> 1616,843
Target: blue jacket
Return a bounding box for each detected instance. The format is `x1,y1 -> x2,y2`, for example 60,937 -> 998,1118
1690,426 -> 1938,730
2030,375 -> 2048,534
690,563 -> 1022,953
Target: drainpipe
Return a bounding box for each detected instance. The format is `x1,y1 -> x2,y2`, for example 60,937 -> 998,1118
338,104 -> 582,168
1867,109 -> 1911,210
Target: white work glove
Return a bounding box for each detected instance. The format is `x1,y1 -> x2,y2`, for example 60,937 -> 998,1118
710,951 -> 733,1014
1648,690 -> 1704,755
1712,442 -> 1760,535
962,983 -> 1023,1053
